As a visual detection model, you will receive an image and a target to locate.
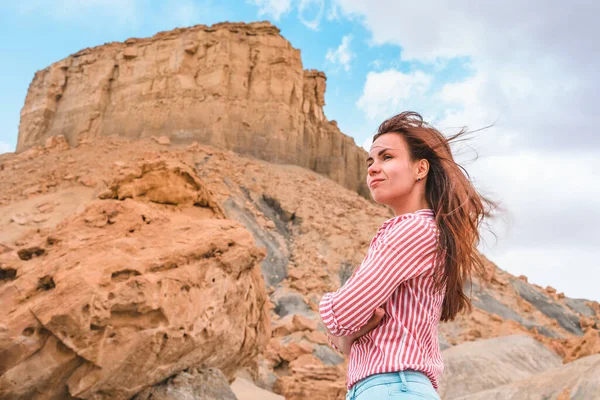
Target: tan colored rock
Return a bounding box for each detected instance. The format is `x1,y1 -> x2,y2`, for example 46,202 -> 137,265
44,135 -> 70,152
22,184 -> 43,196
101,159 -> 224,212
154,136 -> 171,146
304,330 -> 329,345
272,316 -> 296,337
16,22 -> 369,198
77,175 -> 96,187
9,214 -> 29,225
274,359 -> 346,400
563,328 -> 600,363
0,195 -> 269,399
279,339 -> 314,362
231,376 -> 285,400
292,314 -> 318,331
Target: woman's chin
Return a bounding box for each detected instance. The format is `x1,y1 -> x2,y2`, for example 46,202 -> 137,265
370,192 -> 389,205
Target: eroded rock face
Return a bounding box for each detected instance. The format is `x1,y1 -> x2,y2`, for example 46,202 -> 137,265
0,161 -> 270,400
16,21 -> 369,198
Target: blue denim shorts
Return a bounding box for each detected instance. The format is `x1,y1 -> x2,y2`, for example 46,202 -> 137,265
345,370 -> 441,400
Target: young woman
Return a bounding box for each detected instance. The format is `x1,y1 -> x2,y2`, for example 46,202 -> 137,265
319,112 -> 494,400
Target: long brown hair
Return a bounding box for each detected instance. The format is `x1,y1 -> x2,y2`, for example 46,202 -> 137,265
373,111 -> 496,322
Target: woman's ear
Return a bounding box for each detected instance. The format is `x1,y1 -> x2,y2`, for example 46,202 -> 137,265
416,159 -> 429,179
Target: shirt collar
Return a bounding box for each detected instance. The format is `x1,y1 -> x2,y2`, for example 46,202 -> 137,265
383,208 -> 435,227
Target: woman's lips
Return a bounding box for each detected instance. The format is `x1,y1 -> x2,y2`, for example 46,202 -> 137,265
369,179 -> 384,188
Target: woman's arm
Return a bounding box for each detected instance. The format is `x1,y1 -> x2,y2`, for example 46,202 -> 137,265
319,215 -> 436,337
325,308 -> 385,355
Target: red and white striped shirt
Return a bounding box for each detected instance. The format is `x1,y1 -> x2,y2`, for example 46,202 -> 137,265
319,209 -> 445,390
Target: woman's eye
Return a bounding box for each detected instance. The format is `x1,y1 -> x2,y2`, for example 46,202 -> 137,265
383,155 -> 392,160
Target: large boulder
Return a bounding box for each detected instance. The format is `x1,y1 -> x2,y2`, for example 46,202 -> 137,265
0,162 -> 270,400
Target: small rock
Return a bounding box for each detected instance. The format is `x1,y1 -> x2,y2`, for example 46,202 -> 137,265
158,136 -> 171,145
77,175 -> 96,187
0,243 -> 13,254
305,330 -> 328,345
38,203 -> 56,213
123,47 -> 137,59
231,377 -> 285,400
184,41 -> 199,55
98,189 -> 115,199
288,269 -> 305,280
22,185 -> 42,196
10,214 -> 29,225
157,136 -> 171,145
32,214 -> 51,223
44,135 -> 70,151
292,314 -> 318,331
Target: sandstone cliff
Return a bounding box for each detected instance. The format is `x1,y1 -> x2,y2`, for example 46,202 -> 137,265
16,21 -> 369,198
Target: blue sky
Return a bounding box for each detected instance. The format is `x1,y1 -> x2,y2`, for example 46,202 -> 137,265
1,0 -> 599,302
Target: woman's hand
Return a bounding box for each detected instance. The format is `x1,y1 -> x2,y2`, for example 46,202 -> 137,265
327,308 -> 385,355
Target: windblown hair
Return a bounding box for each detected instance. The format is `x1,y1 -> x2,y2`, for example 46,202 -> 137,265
373,111 -> 496,322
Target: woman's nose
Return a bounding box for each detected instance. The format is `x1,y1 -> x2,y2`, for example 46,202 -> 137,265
367,162 -> 379,175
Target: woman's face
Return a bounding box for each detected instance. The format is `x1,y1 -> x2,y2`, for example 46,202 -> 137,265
366,133 -> 417,207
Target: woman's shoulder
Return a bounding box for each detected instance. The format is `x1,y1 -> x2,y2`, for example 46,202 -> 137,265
381,211 -> 436,241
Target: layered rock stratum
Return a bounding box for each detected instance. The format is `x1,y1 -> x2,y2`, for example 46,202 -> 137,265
2,21 -> 600,400
16,21 -> 369,198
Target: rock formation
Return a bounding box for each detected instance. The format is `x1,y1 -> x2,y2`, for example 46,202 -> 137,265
16,21 -> 369,198
0,156 -> 270,399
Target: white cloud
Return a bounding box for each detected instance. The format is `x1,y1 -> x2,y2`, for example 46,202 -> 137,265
473,150 -> 600,302
361,136 -> 372,152
298,0 -> 324,30
248,0 -> 292,20
356,69 -> 432,120
336,0 -> 600,300
368,59 -> 383,69
0,141 -> 15,154
325,35 -> 355,72
335,0 -> 599,150
326,3 -> 339,21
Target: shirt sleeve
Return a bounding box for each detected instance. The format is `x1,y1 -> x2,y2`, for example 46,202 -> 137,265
326,333 -> 343,353
319,215 -> 437,337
